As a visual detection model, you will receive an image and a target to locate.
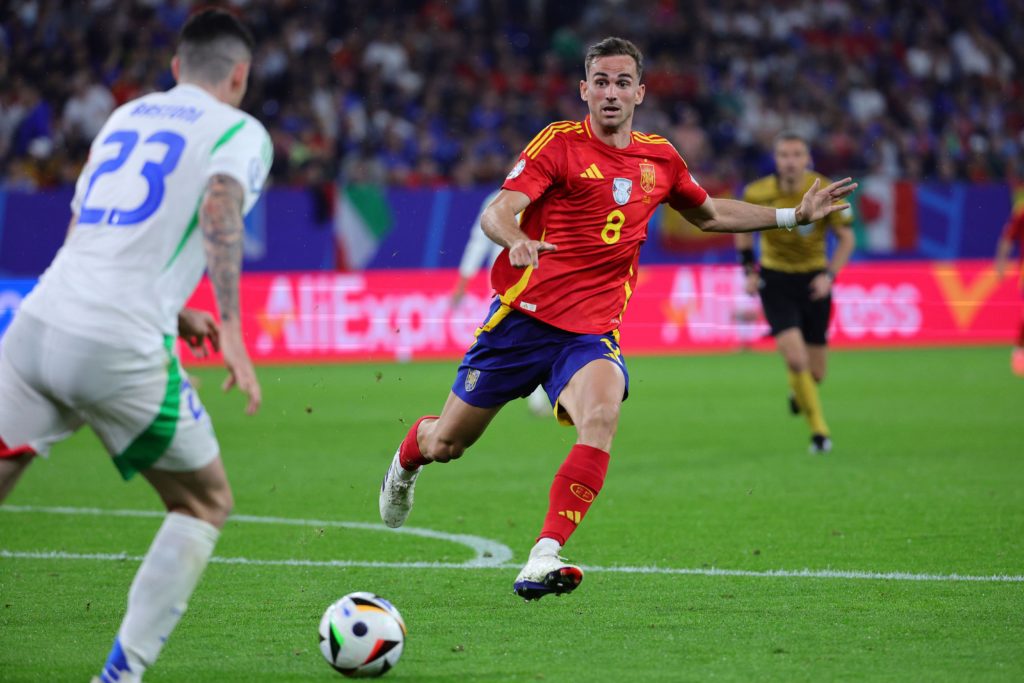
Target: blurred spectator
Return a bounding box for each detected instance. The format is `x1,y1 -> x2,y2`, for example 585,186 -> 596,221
63,71 -> 115,146
12,84 -> 52,160
1,0 -> 1023,189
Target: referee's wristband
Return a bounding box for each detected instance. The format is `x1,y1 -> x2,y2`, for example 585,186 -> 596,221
776,208 -> 797,230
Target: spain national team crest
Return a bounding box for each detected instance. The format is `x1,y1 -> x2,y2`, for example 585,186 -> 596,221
612,178 -> 632,205
639,162 -> 656,193
465,368 -> 480,392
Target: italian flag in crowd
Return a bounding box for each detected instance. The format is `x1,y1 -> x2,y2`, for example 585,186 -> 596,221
335,183 -> 393,271
851,177 -> 918,253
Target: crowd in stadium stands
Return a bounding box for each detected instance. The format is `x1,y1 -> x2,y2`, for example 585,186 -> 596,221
1,0 -> 1022,193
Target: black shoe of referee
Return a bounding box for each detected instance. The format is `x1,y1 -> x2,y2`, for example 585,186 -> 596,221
809,434 -> 832,455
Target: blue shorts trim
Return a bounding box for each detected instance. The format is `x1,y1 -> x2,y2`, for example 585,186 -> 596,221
452,299 -> 629,424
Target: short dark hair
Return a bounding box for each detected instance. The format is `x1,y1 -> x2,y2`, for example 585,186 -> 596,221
584,37 -> 644,81
177,9 -> 254,84
774,131 -> 810,148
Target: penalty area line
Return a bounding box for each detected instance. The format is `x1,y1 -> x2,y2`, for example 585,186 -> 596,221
2,549 -> 1022,584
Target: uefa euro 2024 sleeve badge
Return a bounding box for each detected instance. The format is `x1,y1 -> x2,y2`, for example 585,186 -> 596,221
506,159 -> 526,180
465,368 -> 480,392
612,178 -> 632,205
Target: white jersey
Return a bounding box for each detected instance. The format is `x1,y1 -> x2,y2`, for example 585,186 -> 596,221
20,84 -> 272,353
457,189 -> 508,279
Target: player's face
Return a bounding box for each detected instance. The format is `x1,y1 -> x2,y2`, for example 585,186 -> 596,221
580,55 -> 645,131
774,139 -> 811,183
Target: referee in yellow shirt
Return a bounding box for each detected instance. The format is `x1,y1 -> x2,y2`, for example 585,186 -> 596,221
736,132 -> 854,454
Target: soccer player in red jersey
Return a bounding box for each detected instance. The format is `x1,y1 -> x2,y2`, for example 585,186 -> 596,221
995,197 -> 1024,375
380,37 -> 857,600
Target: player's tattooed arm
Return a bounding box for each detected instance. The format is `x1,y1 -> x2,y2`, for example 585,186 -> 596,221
199,173 -> 262,414
199,174 -> 245,322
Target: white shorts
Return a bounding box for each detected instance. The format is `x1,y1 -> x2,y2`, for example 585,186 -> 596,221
0,312 -> 219,480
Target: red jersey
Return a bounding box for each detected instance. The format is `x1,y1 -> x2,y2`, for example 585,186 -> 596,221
1002,206 -> 1024,259
494,116 -> 707,334
1003,205 -> 1024,287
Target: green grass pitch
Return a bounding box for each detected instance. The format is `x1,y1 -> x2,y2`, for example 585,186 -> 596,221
1,346 -> 1022,682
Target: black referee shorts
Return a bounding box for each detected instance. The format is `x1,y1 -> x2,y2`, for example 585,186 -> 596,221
758,267 -> 832,345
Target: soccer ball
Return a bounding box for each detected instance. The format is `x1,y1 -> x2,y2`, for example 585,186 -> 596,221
318,592 -> 406,677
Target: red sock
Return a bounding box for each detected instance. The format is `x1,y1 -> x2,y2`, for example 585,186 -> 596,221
0,436 -> 35,459
538,444 -> 610,546
398,415 -> 438,470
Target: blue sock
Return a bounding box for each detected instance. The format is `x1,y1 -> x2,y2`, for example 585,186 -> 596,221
100,638 -> 133,682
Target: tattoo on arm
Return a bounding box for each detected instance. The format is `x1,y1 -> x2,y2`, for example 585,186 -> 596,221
200,174 -> 245,322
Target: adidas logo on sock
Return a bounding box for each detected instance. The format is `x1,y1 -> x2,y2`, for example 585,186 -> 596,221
557,510 -> 582,524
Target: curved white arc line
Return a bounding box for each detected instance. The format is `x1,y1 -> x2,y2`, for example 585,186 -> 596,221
3,504 -> 165,519
0,550 -> 504,570
2,550 -> 1023,583
0,505 -> 514,568
229,513 -> 514,567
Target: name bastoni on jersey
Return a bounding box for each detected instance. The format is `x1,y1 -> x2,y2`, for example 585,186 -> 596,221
18,83 -> 273,355
129,102 -> 205,123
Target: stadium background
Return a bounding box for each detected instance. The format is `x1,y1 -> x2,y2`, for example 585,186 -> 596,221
0,0 -> 1021,357
1,3 -> 1023,682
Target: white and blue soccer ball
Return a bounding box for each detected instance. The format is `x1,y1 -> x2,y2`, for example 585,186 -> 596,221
318,592 -> 406,678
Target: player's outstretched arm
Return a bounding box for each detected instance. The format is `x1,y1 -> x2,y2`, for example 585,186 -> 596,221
683,178 -> 857,233
199,173 -> 261,415
481,190 -> 556,268
796,177 -> 857,225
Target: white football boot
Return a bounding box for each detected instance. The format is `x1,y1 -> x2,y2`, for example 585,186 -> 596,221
379,449 -> 420,528
513,548 -> 583,601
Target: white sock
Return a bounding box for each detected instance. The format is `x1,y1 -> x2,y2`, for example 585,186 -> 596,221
110,512 -> 219,678
530,537 -> 562,559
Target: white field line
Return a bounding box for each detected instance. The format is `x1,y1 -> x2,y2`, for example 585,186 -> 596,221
0,549 -> 494,570
0,504 -> 512,568
2,550 -> 1023,583
2,506 -> 1022,584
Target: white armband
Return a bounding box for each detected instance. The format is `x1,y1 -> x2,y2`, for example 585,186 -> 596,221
775,208 -> 797,230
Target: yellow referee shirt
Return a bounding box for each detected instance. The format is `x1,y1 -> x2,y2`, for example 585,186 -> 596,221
742,171 -> 852,273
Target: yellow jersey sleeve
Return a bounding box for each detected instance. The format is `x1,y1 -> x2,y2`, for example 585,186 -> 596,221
749,172 -> 832,273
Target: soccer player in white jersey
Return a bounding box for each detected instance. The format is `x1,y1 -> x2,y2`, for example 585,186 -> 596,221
451,189 -> 550,417
0,11 -> 271,682
451,189 -> 506,307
